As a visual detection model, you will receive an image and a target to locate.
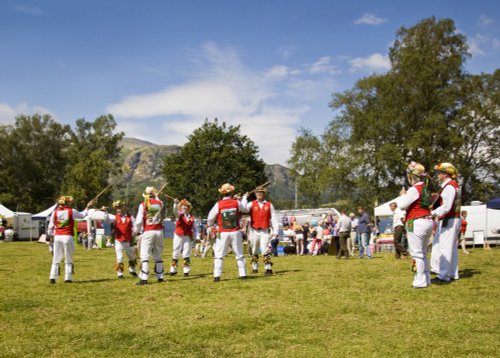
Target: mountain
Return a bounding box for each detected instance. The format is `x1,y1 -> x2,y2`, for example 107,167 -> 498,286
116,137 -> 295,203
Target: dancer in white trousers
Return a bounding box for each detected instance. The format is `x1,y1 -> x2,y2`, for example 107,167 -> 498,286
241,187 -> 279,276
207,183 -> 249,282
134,187 -> 165,285
104,200 -> 137,279
170,199 -> 195,277
397,162 -> 434,288
48,196 -> 93,284
431,163 -> 461,283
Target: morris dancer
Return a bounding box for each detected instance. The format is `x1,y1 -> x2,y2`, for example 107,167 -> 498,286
48,196 -> 93,284
104,200 -> 137,279
170,199 -> 195,277
207,183 -> 248,282
134,187 -> 165,285
397,162 -> 434,288
431,163 -> 461,283
242,187 -> 279,276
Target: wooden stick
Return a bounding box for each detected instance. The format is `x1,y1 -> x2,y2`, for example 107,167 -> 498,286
90,184 -> 113,203
156,183 -> 175,200
248,181 -> 272,195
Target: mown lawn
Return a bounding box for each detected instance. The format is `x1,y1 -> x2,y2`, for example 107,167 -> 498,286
0,241 -> 498,357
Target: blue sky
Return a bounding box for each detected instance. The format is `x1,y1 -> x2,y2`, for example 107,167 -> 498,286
1,1 -> 499,165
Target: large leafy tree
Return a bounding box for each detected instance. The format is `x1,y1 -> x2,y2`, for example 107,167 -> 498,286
0,114 -> 71,212
163,119 -> 267,216
324,17 -> 498,206
61,115 -> 124,208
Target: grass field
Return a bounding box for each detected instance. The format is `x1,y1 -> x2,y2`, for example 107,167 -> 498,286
0,241 -> 499,358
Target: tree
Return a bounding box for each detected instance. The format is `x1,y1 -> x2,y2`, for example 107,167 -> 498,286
0,114 -> 71,212
325,17 -> 497,205
163,119 -> 267,216
62,115 -> 124,208
287,128 -> 325,207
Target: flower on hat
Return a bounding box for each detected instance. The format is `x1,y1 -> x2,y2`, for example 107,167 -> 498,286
406,161 -> 427,177
218,183 -> 235,195
178,199 -> 192,211
112,200 -> 125,208
57,196 -> 73,205
434,162 -> 458,178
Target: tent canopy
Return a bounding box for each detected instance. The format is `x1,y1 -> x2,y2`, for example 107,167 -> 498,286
32,204 -> 57,220
486,197 -> 500,210
0,204 -> 15,218
374,196 -> 402,217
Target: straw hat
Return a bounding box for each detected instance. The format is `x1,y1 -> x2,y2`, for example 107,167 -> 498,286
434,162 -> 458,178
255,186 -> 267,194
112,200 -> 126,208
406,161 -> 427,177
218,183 -> 235,195
142,186 -> 158,198
178,199 -> 192,212
57,196 -> 73,205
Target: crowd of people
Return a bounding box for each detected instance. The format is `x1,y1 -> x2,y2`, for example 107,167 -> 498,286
45,160 -> 475,289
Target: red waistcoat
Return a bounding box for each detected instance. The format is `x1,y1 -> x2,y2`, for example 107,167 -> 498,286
143,198 -> 164,231
405,183 -> 431,221
54,207 -> 74,236
217,199 -> 240,232
440,180 -> 460,219
251,201 -> 271,229
115,214 -> 133,242
175,213 -> 195,236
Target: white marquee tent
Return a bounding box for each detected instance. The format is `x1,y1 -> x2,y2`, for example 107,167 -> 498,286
0,204 -> 15,218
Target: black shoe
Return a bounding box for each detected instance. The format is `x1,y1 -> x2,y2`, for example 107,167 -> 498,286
50,279 -> 56,284
239,276 -> 247,280
183,273 -> 189,277
130,271 -> 137,277
136,280 -> 148,286
117,276 -> 124,279
431,277 -> 450,284
213,277 -> 221,282
157,278 -> 164,283
169,272 -> 177,276
252,269 -> 258,274
64,280 -> 72,283
265,269 -> 273,276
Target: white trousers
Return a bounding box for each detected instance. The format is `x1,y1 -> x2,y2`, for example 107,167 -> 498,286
433,218 -> 460,281
249,228 -> 272,270
171,234 -> 192,274
201,239 -> 214,258
213,230 -> 246,278
50,235 -> 75,281
407,219 -> 433,288
139,230 -> 164,280
115,240 -> 136,276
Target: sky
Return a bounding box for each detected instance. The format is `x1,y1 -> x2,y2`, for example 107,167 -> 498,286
1,1 -> 499,165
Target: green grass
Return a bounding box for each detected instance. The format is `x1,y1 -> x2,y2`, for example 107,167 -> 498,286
0,241 -> 499,357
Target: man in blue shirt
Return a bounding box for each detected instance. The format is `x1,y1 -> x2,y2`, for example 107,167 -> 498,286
356,206 -> 372,259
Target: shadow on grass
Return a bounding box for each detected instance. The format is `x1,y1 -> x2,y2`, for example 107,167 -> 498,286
180,273 -> 210,280
458,268 -> 481,279
73,278 -> 115,284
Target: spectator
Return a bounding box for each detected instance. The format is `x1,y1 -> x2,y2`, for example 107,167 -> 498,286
337,210 -> 352,259
459,211 -> 470,254
349,213 -> 358,256
390,202 -> 409,259
357,207 -> 372,259
293,222 -> 305,255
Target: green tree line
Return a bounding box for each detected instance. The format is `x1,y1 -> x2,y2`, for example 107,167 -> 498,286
288,17 -> 499,210
0,114 -> 123,212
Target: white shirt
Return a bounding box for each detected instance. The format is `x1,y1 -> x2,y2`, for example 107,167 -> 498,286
338,214 -> 352,233
391,208 -> 406,228
431,178 -> 457,218
207,196 -> 249,227
396,183 -> 422,211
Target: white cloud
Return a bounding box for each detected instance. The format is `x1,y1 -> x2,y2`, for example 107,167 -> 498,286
107,43 -> 327,164
307,56 -> 339,75
478,15 -> 494,26
349,53 -> 391,72
355,13 -> 387,25
0,103 -> 53,124
468,33 -> 500,57
13,5 -> 43,16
